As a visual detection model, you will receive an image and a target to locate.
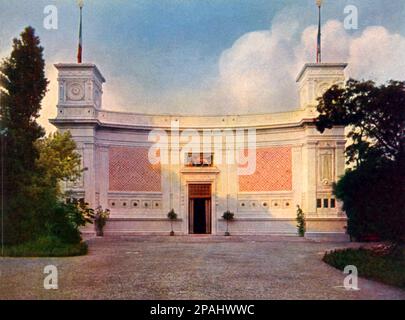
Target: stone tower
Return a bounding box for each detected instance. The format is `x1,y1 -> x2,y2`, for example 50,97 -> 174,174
296,63 -> 347,110
52,63 -> 106,208
55,63 -> 105,120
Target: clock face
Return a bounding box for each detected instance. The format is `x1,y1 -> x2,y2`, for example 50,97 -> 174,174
67,82 -> 85,101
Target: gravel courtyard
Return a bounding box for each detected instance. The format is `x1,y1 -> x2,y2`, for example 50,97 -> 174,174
1,235 -> 404,300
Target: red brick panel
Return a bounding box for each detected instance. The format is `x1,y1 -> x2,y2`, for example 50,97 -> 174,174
239,147 -> 292,192
109,146 -> 161,192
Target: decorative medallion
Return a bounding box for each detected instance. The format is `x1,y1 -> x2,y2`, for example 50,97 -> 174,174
67,82 -> 85,101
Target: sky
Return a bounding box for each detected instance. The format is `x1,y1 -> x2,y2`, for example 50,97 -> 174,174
0,0 -> 405,132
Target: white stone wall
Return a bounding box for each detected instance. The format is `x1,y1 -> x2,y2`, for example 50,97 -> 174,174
52,62 -> 348,235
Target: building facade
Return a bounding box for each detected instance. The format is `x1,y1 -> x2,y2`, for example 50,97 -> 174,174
51,62 -> 348,236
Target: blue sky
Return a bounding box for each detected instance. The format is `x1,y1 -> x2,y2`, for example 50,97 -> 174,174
1,0 -> 404,131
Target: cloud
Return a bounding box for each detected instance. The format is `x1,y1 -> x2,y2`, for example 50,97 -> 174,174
219,29 -> 298,113
295,20 -> 352,67
218,18 -> 405,114
35,9 -> 405,131
348,26 -> 405,81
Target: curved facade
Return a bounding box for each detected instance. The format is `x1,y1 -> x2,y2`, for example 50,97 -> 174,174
51,62 -> 348,236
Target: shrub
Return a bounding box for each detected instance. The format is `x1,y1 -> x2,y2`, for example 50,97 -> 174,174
222,210 -> 234,236
46,199 -> 93,244
167,209 -> 177,220
296,206 -> 306,237
334,160 -> 405,244
323,247 -> 405,289
94,206 -> 110,236
167,209 -> 177,236
4,235 -> 88,257
222,210 -> 235,221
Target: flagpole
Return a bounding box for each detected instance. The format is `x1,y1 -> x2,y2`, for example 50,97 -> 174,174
77,0 -> 84,63
316,0 -> 323,63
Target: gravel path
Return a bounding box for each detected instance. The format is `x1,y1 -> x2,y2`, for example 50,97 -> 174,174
1,235 -> 404,300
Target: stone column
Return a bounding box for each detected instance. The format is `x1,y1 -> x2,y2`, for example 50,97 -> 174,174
291,145 -> 303,210
83,142 -> 96,208
97,145 -> 109,209
335,141 -> 346,180
302,141 -> 318,217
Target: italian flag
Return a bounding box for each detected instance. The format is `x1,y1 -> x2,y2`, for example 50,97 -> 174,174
316,5 -> 321,63
77,7 -> 83,63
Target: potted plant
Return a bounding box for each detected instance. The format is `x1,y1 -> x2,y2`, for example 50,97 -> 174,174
94,206 -> 110,237
222,210 -> 234,236
296,205 -> 306,237
167,209 -> 177,236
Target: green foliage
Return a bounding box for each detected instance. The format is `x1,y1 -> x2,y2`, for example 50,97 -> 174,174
323,247 -> 405,289
334,161 -> 405,243
70,198 -> 95,225
3,235 -> 88,257
48,199 -> 94,244
0,27 -> 92,252
222,210 -> 235,221
0,27 -> 48,244
167,209 -> 177,220
222,210 -> 234,236
316,79 -> 405,245
316,79 -> 405,166
1,129 -> 88,245
94,206 -> 110,235
35,131 -> 82,193
296,206 -> 306,237
167,209 -> 177,235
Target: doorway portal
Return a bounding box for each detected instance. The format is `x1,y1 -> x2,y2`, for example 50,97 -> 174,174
188,184 -> 211,234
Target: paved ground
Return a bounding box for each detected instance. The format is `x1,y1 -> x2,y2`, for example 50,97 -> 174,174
1,235 -> 404,300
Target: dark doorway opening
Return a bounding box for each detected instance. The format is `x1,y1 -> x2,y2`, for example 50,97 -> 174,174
188,184 -> 212,234
193,198 -> 208,234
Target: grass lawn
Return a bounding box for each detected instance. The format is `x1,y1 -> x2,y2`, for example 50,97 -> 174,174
323,247 -> 405,289
2,236 -> 88,257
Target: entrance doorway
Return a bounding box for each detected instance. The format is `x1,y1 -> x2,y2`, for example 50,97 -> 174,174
188,184 -> 211,234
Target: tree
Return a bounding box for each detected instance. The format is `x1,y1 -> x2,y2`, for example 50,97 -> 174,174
316,79 -> 405,166
316,79 -> 405,245
0,27 -> 48,244
34,132 -> 88,243
334,161 -> 404,244
0,27 -> 91,252
35,131 -> 82,194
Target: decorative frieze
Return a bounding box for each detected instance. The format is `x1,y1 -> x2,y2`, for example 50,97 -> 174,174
109,146 -> 161,192
238,146 -> 292,192
108,198 -> 162,210
238,198 -> 293,212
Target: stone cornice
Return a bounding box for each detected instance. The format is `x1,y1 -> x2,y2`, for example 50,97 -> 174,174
54,63 -> 106,83
296,63 -> 348,82
50,110 -> 326,132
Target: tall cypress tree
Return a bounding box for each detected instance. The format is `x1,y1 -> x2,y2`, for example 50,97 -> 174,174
0,27 -> 48,244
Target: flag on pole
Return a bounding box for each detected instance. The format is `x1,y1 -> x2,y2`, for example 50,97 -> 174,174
316,4 -> 322,63
77,6 -> 83,63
